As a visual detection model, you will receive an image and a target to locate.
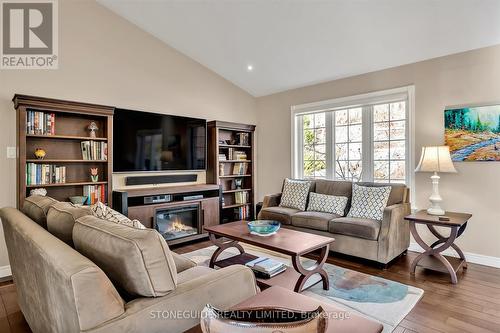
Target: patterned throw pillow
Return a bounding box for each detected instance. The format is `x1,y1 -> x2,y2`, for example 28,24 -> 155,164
347,184 -> 391,221
279,178 -> 312,211
90,201 -> 146,229
307,192 -> 348,216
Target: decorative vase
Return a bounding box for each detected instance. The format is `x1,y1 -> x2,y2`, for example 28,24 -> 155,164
34,148 -> 46,160
90,167 -> 99,182
88,122 -> 98,138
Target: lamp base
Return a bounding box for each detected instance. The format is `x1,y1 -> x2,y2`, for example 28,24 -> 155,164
427,207 -> 445,216
427,172 -> 445,216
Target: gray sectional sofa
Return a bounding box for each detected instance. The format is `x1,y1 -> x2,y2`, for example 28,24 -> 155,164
258,179 -> 411,265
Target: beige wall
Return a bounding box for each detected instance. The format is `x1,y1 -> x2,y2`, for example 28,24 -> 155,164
0,0 -> 257,267
256,45 -> 500,259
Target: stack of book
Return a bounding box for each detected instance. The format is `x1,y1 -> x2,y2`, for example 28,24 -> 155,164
219,153 -> 227,161
26,164 -> 66,185
235,191 -> 249,204
26,111 -> 55,135
83,184 -> 107,205
81,141 -> 108,160
245,257 -> 287,279
234,205 -> 249,220
232,162 -> 248,175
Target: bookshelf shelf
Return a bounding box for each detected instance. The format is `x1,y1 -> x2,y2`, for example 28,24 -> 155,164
208,121 -> 256,223
14,94 -> 114,207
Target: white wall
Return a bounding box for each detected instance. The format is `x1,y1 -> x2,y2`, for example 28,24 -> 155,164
0,0 -> 257,268
256,45 -> 500,259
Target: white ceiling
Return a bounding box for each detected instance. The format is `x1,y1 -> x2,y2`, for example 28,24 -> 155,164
98,0 -> 500,97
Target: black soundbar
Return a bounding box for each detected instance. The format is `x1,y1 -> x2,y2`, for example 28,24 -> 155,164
125,174 -> 198,186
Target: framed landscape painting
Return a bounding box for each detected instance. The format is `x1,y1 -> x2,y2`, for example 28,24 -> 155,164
445,104 -> 500,161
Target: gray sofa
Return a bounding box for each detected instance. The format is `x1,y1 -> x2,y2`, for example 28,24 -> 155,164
0,196 -> 258,333
258,180 -> 411,265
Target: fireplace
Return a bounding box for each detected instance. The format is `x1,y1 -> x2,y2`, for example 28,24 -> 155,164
154,204 -> 200,242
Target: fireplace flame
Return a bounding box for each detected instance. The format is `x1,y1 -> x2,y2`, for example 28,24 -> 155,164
167,217 -> 194,232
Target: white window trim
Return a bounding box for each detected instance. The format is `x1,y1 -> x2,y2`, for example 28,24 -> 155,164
291,85 -> 416,204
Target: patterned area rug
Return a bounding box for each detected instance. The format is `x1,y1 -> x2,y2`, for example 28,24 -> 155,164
183,244 -> 423,333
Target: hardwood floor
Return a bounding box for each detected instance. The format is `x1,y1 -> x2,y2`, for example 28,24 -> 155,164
2,240 -> 500,333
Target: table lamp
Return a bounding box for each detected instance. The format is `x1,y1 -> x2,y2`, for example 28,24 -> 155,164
415,146 -> 457,216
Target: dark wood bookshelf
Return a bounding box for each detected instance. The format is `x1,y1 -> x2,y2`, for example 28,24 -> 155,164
13,94 -> 114,207
207,121 -> 256,223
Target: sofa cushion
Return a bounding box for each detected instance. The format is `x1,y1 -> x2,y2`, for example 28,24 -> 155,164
177,266 -> 215,284
330,217 -> 381,240
314,180 -> 353,215
21,195 -> 58,228
279,178 -> 312,211
73,215 -> 177,297
47,202 -> 91,246
258,206 -> 300,225
347,184 -> 391,221
90,201 -> 146,229
357,182 -> 407,206
292,211 -> 340,231
307,192 -> 348,216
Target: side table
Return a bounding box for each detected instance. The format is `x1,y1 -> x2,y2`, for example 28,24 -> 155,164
404,210 -> 472,284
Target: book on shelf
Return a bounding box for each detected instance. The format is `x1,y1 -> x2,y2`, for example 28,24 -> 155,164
234,205 -> 249,220
234,191 -> 249,204
83,184 -> 107,205
26,111 -> 55,135
26,163 -> 66,185
232,162 -> 248,175
227,148 -> 247,160
81,141 -> 108,160
218,153 -> 227,161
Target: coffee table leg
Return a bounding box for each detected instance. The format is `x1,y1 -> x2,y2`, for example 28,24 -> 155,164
291,244 -> 330,292
208,233 -> 245,268
409,222 -> 460,284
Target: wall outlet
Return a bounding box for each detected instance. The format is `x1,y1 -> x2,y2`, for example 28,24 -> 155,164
6,147 -> 17,159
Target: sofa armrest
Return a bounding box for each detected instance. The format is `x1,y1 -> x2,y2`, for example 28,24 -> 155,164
377,203 -> 411,264
262,193 -> 282,208
172,252 -> 197,273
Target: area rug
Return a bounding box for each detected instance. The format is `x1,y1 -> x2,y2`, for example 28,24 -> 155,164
182,244 -> 424,333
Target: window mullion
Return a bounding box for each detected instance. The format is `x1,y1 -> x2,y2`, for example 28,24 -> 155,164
295,115 -> 304,178
362,105 -> 373,182
325,111 -> 334,180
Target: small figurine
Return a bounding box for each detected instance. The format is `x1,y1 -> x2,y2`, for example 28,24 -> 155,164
88,122 -> 98,138
34,148 -> 46,160
90,167 -> 99,182
234,178 -> 243,190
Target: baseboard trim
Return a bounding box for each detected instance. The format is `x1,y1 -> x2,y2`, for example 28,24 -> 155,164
408,243 -> 500,268
0,265 -> 11,279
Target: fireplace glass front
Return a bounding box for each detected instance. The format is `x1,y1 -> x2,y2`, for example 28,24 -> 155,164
155,205 -> 199,241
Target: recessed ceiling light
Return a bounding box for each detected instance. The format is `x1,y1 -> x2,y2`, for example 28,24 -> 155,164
247,64 -> 253,72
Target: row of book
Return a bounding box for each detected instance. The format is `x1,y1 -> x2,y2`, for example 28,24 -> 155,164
234,191 -> 249,204
227,148 -> 248,160
234,205 -> 249,220
81,141 -> 107,160
26,111 -> 55,135
245,257 -> 287,279
83,184 -> 107,205
232,162 -> 249,175
26,164 -> 66,185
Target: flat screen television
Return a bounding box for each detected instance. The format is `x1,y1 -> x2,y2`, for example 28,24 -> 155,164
113,109 -> 206,172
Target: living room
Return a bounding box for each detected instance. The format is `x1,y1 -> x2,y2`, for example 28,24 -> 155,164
0,1 -> 499,333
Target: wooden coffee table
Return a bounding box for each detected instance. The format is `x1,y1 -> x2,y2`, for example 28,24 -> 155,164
184,286 -> 383,333
204,221 -> 334,292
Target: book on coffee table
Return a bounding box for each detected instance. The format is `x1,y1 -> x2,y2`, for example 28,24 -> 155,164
245,257 -> 287,279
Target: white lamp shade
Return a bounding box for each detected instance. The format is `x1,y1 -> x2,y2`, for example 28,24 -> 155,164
415,146 -> 457,173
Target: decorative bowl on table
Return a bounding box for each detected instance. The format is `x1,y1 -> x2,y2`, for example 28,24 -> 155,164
247,220 -> 280,236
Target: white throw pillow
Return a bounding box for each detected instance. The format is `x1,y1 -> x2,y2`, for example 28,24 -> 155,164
279,178 -> 312,211
90,201 -> 146,229
307,192 -> 348,216
347,184 -> 391,221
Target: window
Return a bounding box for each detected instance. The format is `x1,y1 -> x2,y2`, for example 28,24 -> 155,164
292,86 -> 414,188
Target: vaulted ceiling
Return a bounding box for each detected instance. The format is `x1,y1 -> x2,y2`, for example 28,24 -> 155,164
98,0 -> 500,97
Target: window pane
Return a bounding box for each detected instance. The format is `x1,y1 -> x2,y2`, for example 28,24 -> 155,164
374,161 -> 389,179
390,140 -> 405,160
374,122 -> 389,141
335,143 -> 348,160
374,141 -> 389,160
390,102 -> 405,121
303,160 -> 314,177
390,161 -> 406,179
335,160 -> 348,179
390,121 -> 405,140
304,145 -> 314,160
314,160 -> 326,177
314,144 -> 326,160
314,128 -> 326,144
349,161 -> 362,180
374,104 -> 389,122
335,126 -> 348,143
335,110 -> 348,126
349,124 -> 362,142
349,108 -> 362,124
303,114 -> 313,129
349,143 -> 362,160
314,113 -> 326,128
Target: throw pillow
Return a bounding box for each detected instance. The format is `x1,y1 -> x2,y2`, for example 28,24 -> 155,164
347,184 -> 391,221
279,178 -> 312,211
307,192 -> 348,216
90,201 -> 146,229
